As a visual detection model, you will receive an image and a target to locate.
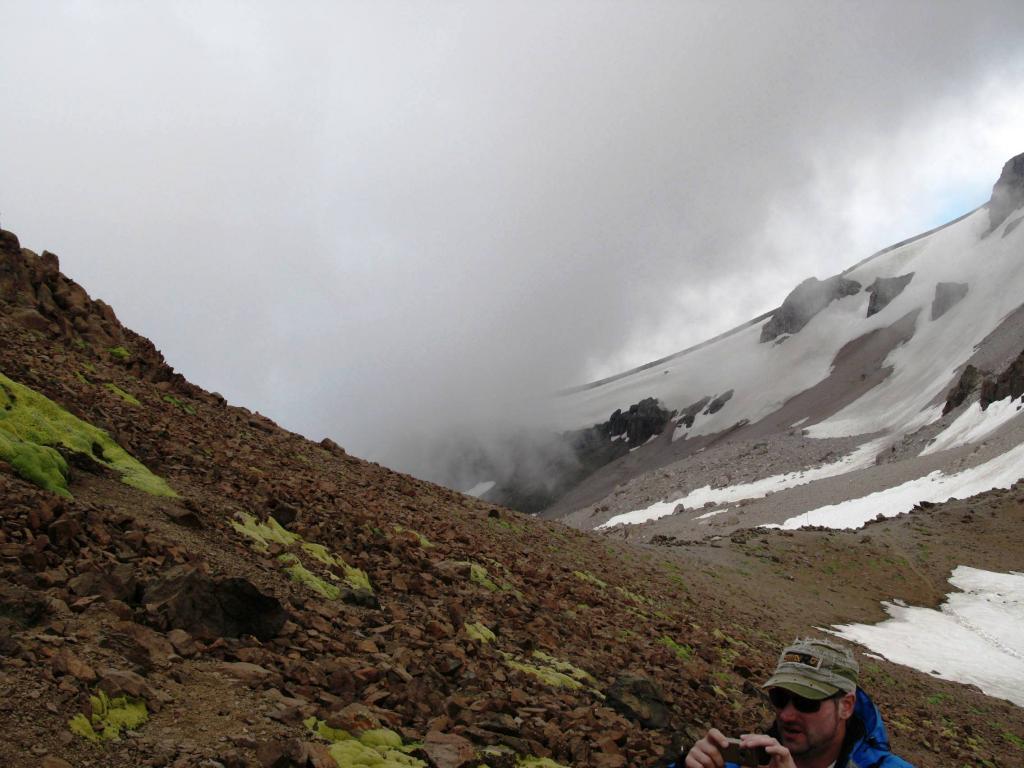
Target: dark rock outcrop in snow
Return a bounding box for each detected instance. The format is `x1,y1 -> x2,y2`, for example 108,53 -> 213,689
943,364 -> 984,415
466,397 -> 672,514
987,151 -> 1024,234
760,276 -> 861,343
980,346 -> 1024,409
931,281 -> 968,320
676,396 -> 712,429
866,273 -> 914,317
942,347 -> 1024,414
704,389 -> 734,416
606,397 -> 672,446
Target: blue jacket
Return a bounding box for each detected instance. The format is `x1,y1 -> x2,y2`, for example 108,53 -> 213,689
670,689 -> 914,767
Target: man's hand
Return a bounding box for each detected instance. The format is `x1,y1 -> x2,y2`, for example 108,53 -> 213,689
684,728 -> 729,768
738,734 -> 796,768
683,730 -> 797,768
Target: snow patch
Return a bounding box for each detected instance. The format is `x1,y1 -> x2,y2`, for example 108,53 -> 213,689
770,440 -> 1024,530
464,480 -> 496,498
598,438 -> 885,528
832,566 -> 1024,707
920,397 -> 1023,456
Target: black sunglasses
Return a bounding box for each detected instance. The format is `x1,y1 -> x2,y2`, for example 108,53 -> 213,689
768,687 -> 837,713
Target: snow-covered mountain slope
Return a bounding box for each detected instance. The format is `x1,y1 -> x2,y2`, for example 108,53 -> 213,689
540,152 -> 1024,536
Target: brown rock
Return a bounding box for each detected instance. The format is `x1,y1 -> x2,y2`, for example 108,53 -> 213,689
304,743 -> 338,767
112,621 -> 176,669
256,739 -> 308,768
325,702 -> 381,733
142,565 -> 288,641
166,628 -> 198,658
50,649 -> 96,683
422,731 -> 477,768
41,757 -> 74,768
164,507 -> 203,529
218,661 -> 277,686
97,667 -> 156,704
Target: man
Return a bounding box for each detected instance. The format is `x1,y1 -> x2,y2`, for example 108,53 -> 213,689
679,638 -> 913,768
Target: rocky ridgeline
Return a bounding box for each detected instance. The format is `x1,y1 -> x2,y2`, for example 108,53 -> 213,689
987,150 -> 1024,234
0,232 -> 776,767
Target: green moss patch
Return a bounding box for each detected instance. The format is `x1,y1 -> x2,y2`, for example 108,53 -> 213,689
501,651 -> 601,695
279,553 -> 342,600
615,585 -> 652,605
0,429 -> 70,497
232,512 -> 301,550
306,718 -> 425,767
301,541 -> 372,592
573,570 -> 608,588
69,689 -> 148,742
465,621 -> 496,643
233,513 -> 373,598
658,636 -> 694,660
107,346 -> 131,360
518,759 -> 571,768
104,383 -> 141,406
469,562 -> 500,592
0,372 -> 176,498
162,394 -> 196,415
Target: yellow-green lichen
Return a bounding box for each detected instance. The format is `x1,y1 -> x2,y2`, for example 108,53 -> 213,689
108,346 -> 131,360
615,585 -> 652,605
573,570 -> 608,588
233,513 -> 373,597
305,718 -> 425,767
518,759 -> 571,768
279,553 -> 342,600
658,636 -> 694,660
0,372 -> 176,498
301,541 -> 372,592
69,689 -> 148,742
465,621 -> 496,643
104,383 -> 141,406
531,651 -> 597,686
162,394 -> 196,415
232,512 -> 301,551
501,651 -> 601,695
469,562 -> 500,592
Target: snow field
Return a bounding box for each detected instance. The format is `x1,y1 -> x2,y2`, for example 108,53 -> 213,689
832,566 -> 1024,707
770,439 -> 1024,530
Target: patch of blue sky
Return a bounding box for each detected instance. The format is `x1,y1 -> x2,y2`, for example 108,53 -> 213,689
924,184 -> 989,229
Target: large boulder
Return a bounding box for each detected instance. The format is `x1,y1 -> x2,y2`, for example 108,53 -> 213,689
987,151 -> 1024,234
760,276 -> 861,342
142,566 -> 287,641
603,675 -> 671,729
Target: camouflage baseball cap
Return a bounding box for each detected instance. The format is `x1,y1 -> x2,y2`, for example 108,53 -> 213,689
762,638 -> 859,700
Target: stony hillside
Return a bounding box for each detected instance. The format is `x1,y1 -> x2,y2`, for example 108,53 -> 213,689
1,228 -> 1023,768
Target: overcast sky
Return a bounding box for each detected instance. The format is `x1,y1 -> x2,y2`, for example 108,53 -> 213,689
2,1 -> 1024,477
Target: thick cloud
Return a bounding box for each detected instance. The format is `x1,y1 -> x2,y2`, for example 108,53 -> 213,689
2,2 -> 1023,480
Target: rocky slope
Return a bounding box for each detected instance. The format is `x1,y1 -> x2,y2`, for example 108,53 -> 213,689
1,227 -> 1023,768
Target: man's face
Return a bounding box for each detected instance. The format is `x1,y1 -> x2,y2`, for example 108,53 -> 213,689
773,690 -> 854,758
